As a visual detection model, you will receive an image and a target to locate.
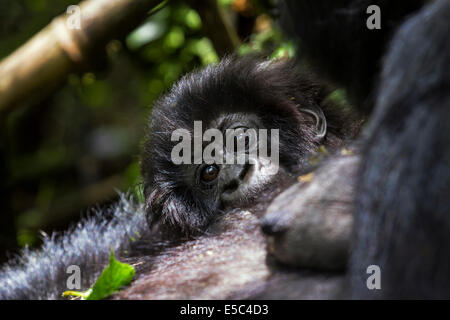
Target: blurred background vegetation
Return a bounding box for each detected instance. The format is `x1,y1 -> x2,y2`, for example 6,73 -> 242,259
0,0 -> 295,261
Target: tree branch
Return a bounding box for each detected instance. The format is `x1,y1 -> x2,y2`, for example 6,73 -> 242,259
189,0 -> 240,57
0,0 -> 161,115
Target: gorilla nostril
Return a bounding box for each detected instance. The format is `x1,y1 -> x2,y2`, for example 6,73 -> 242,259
239,163 -> 251,180
223,179 -> 239,194
261,217 -> 287,236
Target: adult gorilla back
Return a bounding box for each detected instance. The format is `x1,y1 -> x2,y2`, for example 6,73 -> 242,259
281,0 -> 450,298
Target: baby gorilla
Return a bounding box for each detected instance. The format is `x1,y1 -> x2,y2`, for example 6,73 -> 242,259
142,55 -> 357,240
0,56 -> 358,299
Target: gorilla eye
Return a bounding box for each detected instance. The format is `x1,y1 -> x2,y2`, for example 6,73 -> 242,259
200,165 -> 220,183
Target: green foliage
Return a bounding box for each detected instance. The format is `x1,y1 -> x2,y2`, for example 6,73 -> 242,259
218,0 -> 234,6
237,20 -> 296,59
271,42 -> 296,59
0,0 -> 289,250
323,89 -> 352,114
62,251 -> 135,300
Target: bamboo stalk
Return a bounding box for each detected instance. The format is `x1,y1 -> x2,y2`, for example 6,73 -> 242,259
0,0 -> 160,114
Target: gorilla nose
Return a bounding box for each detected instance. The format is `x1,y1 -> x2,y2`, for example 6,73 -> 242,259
223,179 -> 239,194
260,214 -> 289,236
221,164 -> 250,195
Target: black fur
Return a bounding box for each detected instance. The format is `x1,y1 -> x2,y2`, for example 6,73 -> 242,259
281,0 -> 450,298
280,0 -> 425,112
352,0 -> 450,298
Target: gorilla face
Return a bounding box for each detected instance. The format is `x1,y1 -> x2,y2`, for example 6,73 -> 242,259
141,56 -> 356,238
178,112 -> 286,213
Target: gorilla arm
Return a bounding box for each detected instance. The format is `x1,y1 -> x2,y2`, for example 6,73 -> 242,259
114,201 -> 349,300
112,151 -> 359,299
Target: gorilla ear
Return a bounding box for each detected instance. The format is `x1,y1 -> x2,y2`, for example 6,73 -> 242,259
298,106 -> 327,139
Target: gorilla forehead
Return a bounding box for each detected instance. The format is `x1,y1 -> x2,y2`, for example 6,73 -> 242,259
150,56 -> 304,131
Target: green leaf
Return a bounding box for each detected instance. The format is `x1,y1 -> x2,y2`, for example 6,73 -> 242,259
62,250 -> 135,300
86,251 -> 135,300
